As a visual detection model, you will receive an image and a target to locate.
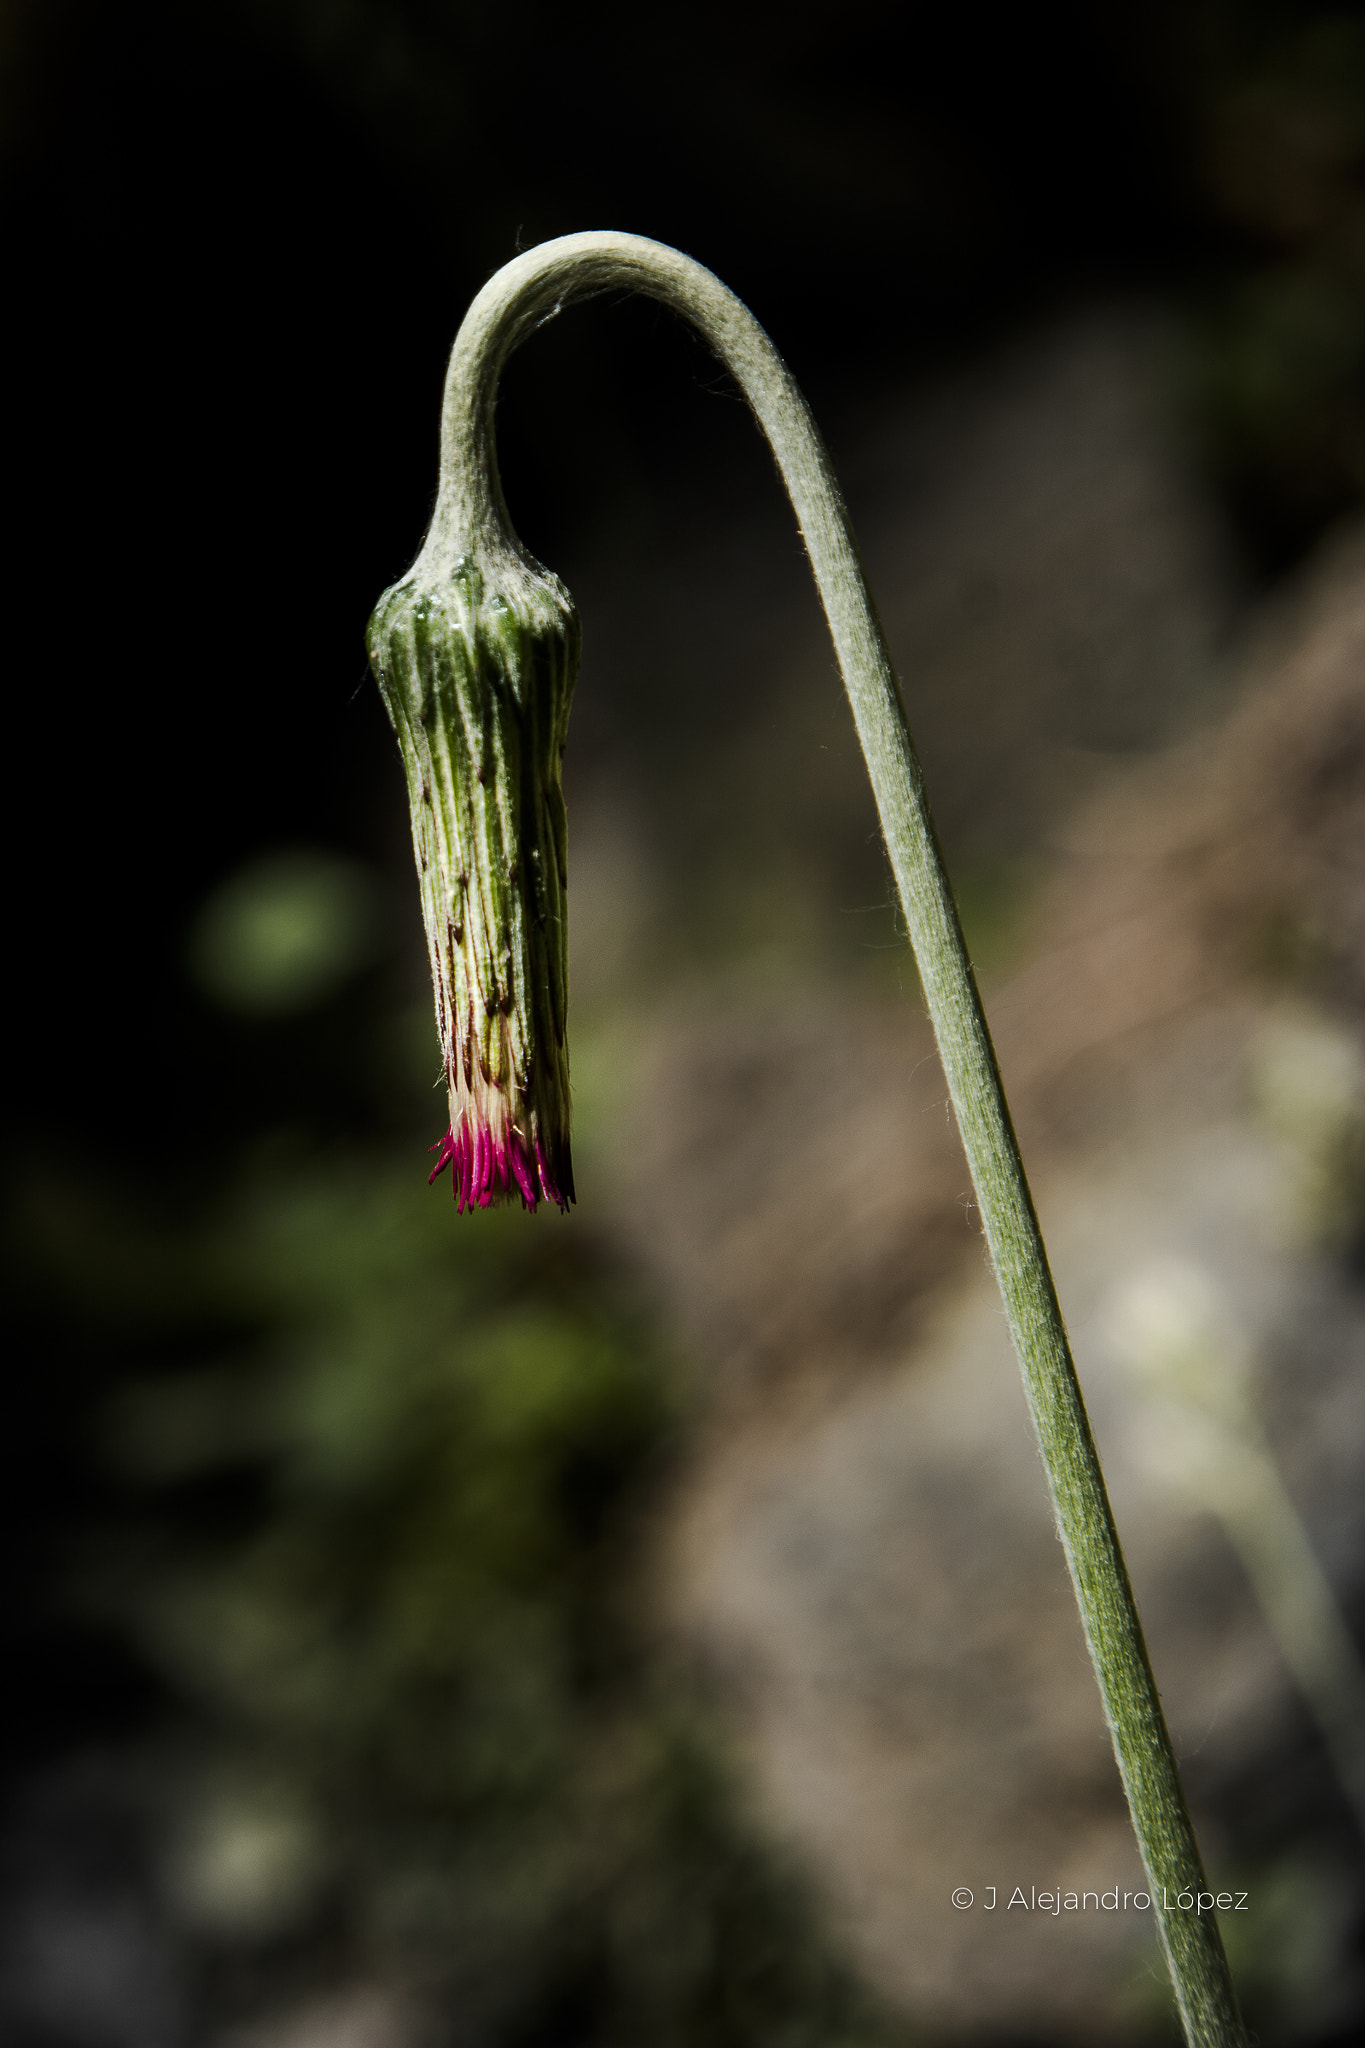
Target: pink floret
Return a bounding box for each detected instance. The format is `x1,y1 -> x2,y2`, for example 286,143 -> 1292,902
427,1128 -> 459,1185
427,1120 -> 570,1214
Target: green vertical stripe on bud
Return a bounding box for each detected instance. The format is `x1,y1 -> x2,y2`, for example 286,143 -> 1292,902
368,553 -> 579,1212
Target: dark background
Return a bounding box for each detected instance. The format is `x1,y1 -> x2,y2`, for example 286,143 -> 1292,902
5,4 -> 1365,2043
8,0 -> 1365,1173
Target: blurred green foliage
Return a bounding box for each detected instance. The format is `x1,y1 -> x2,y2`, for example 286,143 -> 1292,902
1186,9 -> 1365,561
21,1157 -> 912,2046
185,853 -> 385,1015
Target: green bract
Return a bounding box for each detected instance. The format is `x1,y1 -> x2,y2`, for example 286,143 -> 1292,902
367,553 -> 579,1211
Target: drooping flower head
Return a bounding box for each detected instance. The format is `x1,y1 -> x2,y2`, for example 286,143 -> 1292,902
368,552 -> 578,1212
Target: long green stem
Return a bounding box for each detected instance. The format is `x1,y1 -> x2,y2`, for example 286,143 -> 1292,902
428,230 -> 1245,2045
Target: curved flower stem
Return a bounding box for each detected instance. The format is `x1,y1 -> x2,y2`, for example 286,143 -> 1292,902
432,230 -> 1245,2046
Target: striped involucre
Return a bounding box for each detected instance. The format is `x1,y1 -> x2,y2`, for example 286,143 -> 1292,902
368,554 -> 579,1211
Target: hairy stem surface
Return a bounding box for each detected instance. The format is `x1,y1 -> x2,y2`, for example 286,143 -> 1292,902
429,230 -> 1245,2046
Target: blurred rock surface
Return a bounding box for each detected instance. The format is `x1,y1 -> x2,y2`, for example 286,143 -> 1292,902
604,513 -> 1365,2037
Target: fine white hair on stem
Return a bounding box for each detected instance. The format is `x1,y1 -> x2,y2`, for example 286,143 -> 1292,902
422,230 -> 1246,2048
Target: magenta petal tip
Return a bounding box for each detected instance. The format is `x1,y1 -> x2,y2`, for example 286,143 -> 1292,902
426,1118 -> 572,1215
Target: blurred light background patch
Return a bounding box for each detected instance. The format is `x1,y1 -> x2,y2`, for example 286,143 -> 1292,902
187,853 -> 386,1014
